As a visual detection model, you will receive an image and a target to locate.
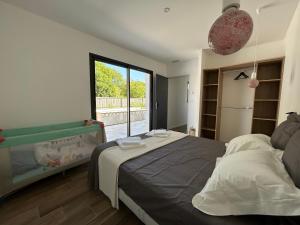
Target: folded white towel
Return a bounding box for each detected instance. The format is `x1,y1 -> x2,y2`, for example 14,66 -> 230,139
146,129 -> 170,138
117,137 -> 142,146
116,137 -> 145,149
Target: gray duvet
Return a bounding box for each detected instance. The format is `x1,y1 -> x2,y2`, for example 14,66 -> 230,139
89,136 -> 299,225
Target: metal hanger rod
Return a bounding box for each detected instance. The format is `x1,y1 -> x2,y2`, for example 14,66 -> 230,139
222,106 -> 253,110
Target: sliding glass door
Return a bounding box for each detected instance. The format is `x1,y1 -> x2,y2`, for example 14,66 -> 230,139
94,61 -> 128,141
130,69 -> 151,136
90,53 -> 153,141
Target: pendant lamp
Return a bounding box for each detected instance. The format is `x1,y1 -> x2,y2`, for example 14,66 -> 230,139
208,0 -> 253,55
248,0 -> 294,88
248,65 -> 259,88
248,7 -> 261,89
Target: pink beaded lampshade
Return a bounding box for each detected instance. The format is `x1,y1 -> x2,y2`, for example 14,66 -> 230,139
208,8 -> 253,55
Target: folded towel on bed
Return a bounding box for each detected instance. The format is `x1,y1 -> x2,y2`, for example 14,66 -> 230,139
117,137 -> 141,145
146,129 -> 169,138
116,137 -> 145,149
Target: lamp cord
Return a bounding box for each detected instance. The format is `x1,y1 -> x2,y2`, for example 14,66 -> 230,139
253,6 -> 260,78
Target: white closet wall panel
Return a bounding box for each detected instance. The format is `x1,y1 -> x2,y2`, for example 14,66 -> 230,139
220,68 -> 255,142
167,76 -> 189,129
220,109 -> 253,142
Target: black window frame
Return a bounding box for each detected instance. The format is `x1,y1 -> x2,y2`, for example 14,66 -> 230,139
89,52 -> 154,136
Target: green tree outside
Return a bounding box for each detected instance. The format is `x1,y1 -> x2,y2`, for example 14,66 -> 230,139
130,81 -> 146,98
95,62 -> 146,98
95,62 -> 126,97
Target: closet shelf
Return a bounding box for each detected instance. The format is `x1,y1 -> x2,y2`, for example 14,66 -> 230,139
253,117 -> 277,122
204,83 -> 218,87
202,114 -> 216,117
203,99 -> 217,102
202,69 -> 219,140
254,99 -> 279,102
201,127 -> 216,132
258,79 -> 281,83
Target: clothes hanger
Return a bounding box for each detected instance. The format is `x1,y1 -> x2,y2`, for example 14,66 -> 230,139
286,112 -> 296,115
234,72 -> 249,80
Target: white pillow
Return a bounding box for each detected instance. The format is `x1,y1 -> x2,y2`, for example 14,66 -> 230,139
225,134 -> 273,156
192,150 -> 300,216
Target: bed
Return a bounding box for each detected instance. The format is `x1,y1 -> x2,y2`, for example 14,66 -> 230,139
88,134 -> 300,225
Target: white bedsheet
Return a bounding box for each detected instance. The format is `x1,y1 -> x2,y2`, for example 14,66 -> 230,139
98,131 -> 188,208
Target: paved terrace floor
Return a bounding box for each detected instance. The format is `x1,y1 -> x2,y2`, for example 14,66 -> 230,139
105,120 -> 149,141
97,107 -> 145,113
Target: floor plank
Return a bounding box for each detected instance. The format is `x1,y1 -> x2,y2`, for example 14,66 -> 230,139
1,207 -> 40,225
0,164 -> 143,225
31,208 -> 65,225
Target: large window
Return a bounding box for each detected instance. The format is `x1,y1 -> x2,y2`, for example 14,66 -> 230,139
89,53 -> 153,141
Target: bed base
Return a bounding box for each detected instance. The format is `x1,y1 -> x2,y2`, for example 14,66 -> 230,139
119,188 -> 159,225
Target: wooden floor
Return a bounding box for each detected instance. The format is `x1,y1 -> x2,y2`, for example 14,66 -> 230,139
0,164 -> 143,225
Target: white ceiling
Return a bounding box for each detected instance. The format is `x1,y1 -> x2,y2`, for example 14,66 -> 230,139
2,0 -> 299,62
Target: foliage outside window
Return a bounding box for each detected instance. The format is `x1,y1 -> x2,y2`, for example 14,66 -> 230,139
95,62 -> 146,98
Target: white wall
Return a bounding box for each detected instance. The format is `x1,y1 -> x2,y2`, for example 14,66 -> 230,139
278,2 -> 300,123
167,76 -> 189,129
167,54 -> 203,136
0,1 -> 167,129
203,40 -> 285,69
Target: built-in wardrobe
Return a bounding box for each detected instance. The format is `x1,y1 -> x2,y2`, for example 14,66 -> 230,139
200,58 -> 284,142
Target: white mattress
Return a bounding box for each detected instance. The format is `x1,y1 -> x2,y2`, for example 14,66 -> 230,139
119,188 -> 159,225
